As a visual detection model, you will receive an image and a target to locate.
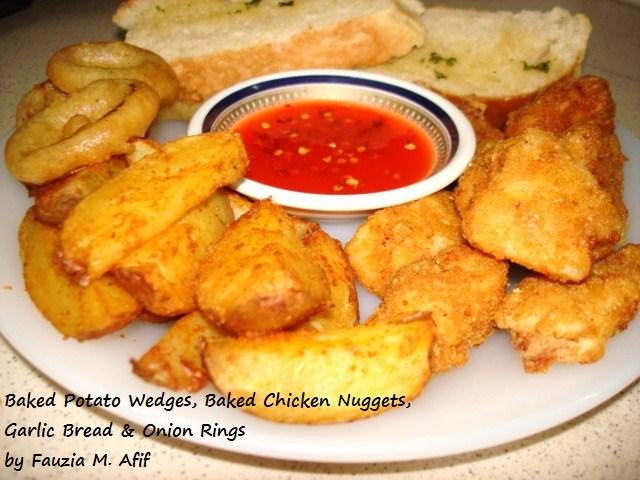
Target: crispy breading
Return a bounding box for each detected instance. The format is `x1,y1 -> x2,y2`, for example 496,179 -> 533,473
496,244 -> 640,373
345,191 -> 464,297
560,122 -> 627,224
503,74 -> 626,228
505,75 -> 616,136
369,245 -> 508,373
454,129 -> 624,282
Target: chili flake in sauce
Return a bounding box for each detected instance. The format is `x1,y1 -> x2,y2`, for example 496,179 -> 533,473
233,100 -> 435,194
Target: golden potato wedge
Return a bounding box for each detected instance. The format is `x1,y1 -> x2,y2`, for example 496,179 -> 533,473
299,223 -> 359,331
19,209 -> 141,340
196,200 -> 330,336
113,191 -> 233,317
31,157 -> 128,225
60,132 -> 247,285
203,319 -> 432,424
132,311 -> 226,391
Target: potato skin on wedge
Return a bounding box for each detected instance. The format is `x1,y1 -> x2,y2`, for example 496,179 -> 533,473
60,132 -> 247,285
299,224 -> 359,332
196,200 -> 330,336
132,311 -> 226,391
19,209 -> 141,340
31,156 -> 127,225
113,190 -> 233,317
203,319 -> 432,424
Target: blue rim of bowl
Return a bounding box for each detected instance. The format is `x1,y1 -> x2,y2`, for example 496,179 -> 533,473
188,69 -> 476,213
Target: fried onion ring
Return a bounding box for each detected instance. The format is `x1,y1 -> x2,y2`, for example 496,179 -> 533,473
47,41 -> 179,105
5,79 -> 159,185
15,81 -> 68,128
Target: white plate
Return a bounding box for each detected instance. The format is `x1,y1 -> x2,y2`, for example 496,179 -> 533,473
0,123 -> 638,464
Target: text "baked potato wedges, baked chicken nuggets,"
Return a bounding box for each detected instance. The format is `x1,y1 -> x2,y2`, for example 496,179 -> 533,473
19,209 -> 141,340
196,200 -> 330,336
203,320 -> 432,424
60,132 -> 247,285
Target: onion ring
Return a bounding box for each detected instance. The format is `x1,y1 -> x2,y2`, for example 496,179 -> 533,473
15,81 -> 68,128
47,41 -> 179,105
5,79 -> 159,185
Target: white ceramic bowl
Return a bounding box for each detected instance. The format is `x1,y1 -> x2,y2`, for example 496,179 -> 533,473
188,69 -> 476,219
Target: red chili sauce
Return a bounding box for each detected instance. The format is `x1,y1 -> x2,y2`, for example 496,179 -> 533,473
233,100 -> 435,194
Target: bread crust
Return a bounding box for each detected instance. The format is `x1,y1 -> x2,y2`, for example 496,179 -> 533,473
167,12 -> 423,102
370,7 -> 590,127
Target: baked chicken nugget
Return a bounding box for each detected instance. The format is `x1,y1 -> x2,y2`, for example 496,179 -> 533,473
504,74 -> 626,226
560,123 -> 627,224
496,244 -> 640,373
346,191 -> 464,297
370,245 -> 508,373
505,75 -> 616,136
454,129 -> 624,282
196,200 -> 330,336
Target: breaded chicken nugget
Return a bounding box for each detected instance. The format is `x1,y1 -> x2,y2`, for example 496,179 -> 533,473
496,244 -> 640,373
369,245 -> 508,373
560,123 -> 627,223
454,129 -> 624,282
505,75 -> 615,136
346,191 -> 464,297
504,75 -> 626,227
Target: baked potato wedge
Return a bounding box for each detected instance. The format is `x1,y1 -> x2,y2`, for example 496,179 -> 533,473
203,319 -> 433,424
132,311 -> 225,391
19,209 -> 141,340
60,132 -> 247,284
196,200 -> 330,336
299,223 -> 359,331
31,157 -> 128,225
113,190 -> 233,317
